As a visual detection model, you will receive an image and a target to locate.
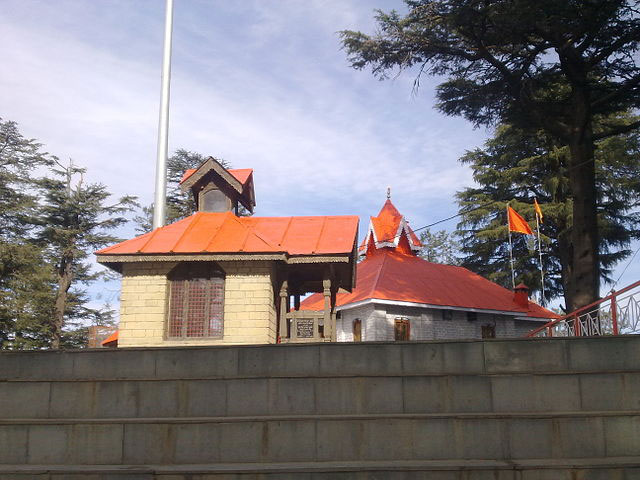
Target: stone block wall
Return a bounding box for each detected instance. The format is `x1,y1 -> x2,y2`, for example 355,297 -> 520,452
118,260 -> 277,347
336,302 -> 546,341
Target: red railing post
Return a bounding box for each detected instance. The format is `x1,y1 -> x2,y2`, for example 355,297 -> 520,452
611,290 -> 619,335
574,314 -> 581,336
547,325 -> 553,337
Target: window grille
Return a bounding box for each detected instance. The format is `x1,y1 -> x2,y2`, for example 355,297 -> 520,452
394,318 -> 410,341
167,263 -> 225,338
482,324 -> 496,339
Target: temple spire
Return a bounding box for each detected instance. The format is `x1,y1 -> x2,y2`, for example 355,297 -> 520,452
359,196 -> 422,257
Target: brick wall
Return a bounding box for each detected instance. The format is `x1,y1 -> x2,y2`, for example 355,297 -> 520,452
118,260 -> 277,347
336,302 -> 546,341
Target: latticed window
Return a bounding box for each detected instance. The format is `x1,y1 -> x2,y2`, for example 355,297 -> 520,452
394,318 -> 410,341
167,263 -> 225,338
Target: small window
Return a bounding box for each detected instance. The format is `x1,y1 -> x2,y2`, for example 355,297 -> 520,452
167,263 -> 225,338
353,319 -> 362,342
394,318 -> 410,341
467,311 -> 478,322
442,310 -> 453,321
482,324 -> 496,339
200,188 -> 228,212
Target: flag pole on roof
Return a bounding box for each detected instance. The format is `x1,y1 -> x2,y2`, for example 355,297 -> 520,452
534,198 -> 546,304
152,0 -> 174,230
506,203 -> 516,289
506,203 -> 533,289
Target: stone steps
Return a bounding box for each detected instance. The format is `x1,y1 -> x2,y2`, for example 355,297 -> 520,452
1,337 -> 639,478
1,457 -> 640,479
1,412 -> 639,465
2,336 -> 639,382
2,370 -> 639,419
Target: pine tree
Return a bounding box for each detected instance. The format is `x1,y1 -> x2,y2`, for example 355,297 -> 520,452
0,118 -> 54,348
36,160 -> 137,349
341,0 -> 640,309
456,122 -> 640,310
418,229 -> 460,265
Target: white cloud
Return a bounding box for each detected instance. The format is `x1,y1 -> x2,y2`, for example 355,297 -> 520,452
1,0 -> 494,311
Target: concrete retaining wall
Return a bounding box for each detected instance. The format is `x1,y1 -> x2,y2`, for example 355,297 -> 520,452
1,336 -> 639,479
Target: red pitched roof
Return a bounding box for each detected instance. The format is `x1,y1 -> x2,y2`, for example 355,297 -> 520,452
300,249 -> 557,319
180,168 -> 253,186
100,330 -> 118,347
96,212 -> 359,256
359,199 -> 421,253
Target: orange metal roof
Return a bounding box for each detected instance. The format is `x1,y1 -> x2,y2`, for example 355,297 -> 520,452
300,249 -> 558,319
180,168 -> 253,186
359,199 -> 422,253
96,212 -> 359,256
100,330 -> 118,346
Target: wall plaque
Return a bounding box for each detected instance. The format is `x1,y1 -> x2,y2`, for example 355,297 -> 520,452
296,318 -> 314,338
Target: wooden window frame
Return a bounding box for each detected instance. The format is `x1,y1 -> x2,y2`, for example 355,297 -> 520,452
394,318 -> 410,341
166,262 -> 225,339
353,318 -> 362,342
481,324 -> 496,339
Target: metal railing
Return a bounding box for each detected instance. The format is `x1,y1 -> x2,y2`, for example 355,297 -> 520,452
527,280 -> 640,338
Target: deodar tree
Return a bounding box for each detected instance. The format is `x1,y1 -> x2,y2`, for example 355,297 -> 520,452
456,122 -> 640,310
341,0 -> 640,309
37,160 -> 137,349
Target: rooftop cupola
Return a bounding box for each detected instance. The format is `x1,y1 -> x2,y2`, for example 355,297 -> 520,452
179,157 -> 255,214
359,190 -> 422,257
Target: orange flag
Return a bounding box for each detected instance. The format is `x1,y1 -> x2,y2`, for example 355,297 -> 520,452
533,198 -> 543,223
507,206 -> 533,234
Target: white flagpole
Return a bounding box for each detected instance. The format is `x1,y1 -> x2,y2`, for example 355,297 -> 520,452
507,204 -> 515,289
535,208 -> 545,303
152,0 -> 175,230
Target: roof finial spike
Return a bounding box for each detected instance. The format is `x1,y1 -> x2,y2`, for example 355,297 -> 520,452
386,186 -> 391,200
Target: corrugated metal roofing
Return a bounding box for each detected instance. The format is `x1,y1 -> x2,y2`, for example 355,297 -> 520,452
96,212 -> 359,256
359,199 -> 422,252
300,249 -> 557,319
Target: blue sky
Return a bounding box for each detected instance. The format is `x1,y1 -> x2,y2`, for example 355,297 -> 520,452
1,0 -> 638,311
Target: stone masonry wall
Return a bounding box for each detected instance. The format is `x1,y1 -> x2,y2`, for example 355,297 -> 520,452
118,260 -> 277,347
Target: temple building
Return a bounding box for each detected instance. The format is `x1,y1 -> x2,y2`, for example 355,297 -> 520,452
96,158 -> 359,347
299,197 -> 557,341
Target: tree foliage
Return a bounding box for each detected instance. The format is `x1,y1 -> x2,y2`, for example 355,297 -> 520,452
0,118 -> 136,349
418,228 -> 460,265
457,121 -> 640,310
341,0 -> 640,308
36,160 -> 137,349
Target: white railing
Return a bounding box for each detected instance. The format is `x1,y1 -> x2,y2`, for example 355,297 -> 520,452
527,280 -> 640,337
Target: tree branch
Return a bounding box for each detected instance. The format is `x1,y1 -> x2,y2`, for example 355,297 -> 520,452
593,118 -> 640,140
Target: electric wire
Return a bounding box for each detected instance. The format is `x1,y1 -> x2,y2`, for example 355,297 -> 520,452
611,243 -> 640,290
373,154 -> 607,246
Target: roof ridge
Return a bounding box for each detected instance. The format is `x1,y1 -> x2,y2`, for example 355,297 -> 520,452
279,217 -> 294,247
313,216 -> 328,254
237,216 -> 253,252
234,215 -> 277,250
173,213 -> 204,252
138,221 -> 167,252
369,250 -> 389,299
204,212 -> 233,251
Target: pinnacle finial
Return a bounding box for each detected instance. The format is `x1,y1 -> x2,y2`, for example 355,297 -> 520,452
386,186 -> 391,199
